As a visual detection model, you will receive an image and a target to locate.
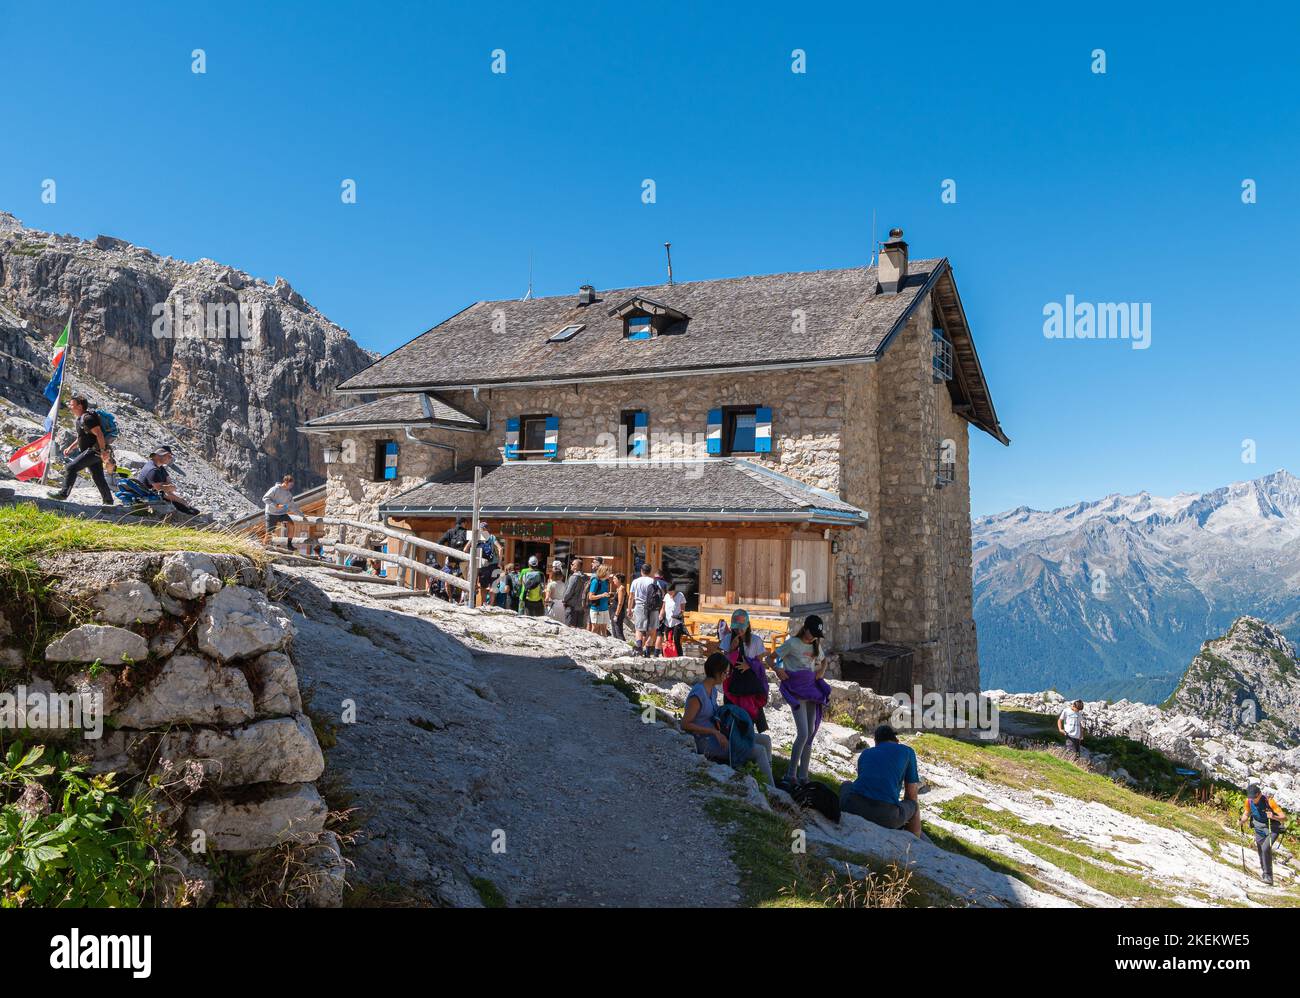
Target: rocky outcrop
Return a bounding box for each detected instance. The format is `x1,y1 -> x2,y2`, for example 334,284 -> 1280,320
1165,617 -> 1300,745
0,210 -> 375,500
0,548 -> 341,905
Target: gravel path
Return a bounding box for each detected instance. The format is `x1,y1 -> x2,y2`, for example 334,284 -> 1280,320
474,652 -> 740,907
279,566 -> 739,907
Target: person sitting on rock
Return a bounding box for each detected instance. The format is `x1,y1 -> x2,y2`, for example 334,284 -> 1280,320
681,652 -> 774,786
1057,699 -> 1085,758
131,446 -> 200,515
839,724 -> 922,837
1240,783 -> 1287,886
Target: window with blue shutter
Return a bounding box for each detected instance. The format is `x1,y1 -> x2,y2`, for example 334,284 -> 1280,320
543,416 -> 559,458
631,410 -> 648,457
706,409 -> 723,455
505,418 -> 520,460
731,411 -> 757,453
384,441 -> 399,480
754,407 -> 773,453
626,315 -> 653,340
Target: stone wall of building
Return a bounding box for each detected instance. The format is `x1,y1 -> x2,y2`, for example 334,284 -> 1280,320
440,367 -> 850,493
321,427 -> 457,522
871,301 -> 979,695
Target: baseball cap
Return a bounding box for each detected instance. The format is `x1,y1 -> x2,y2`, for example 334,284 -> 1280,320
803,614 -> 825,638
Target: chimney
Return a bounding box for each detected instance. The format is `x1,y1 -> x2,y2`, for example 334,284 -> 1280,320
876,227 -> 909,294
577,284 -> 596,306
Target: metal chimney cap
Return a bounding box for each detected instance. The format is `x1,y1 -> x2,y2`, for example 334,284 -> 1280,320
885,228 -> 905,243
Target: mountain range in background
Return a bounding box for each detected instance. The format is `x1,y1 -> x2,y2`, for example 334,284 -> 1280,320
0,211 -> 374,501
974,470 -> 1300,702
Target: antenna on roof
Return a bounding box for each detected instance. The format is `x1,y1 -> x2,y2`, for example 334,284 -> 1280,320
869,209 -> 877,268
521,252 -> 534,301
664,242 -> 674,285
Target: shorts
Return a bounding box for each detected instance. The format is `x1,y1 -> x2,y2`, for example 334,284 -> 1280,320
634,607 -> 658,632
590,609 -> 610,625
265,512 -> 293,531
478,565 -> 498,587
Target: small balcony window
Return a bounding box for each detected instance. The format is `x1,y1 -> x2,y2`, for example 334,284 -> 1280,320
932,328 -> 953,383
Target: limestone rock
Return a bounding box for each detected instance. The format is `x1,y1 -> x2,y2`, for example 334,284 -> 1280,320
251,651 -> 303,717
160,552 -> 224,600
149,622 -> 185,657
92,580 -> 162,627
67,668 -> 117,717
195,586 -> 294,662
45,624 -> 148,665
87,729 -> 158,776
182,783 -> 328,853
111,653 -> 254,728
297,830 -> 348,908
158,714 -> 324,786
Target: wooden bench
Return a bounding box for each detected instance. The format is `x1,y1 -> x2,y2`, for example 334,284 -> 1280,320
682,610 -> 792,657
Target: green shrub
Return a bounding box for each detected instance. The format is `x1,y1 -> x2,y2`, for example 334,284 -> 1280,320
0,742 -> 168,907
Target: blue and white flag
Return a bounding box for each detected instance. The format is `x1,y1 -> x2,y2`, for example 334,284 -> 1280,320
43,355 -> 65,404
41,393 -> 59,433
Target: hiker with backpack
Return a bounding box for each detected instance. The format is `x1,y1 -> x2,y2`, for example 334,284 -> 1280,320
772,614 -> 831,789
437,518 -> 469,603
681,653 -> 775,787
262,474 -> 303,551
465,521 -> 502,607
517,556 -> 547,617
719,609 -> 770,734
840,724 -> 922,837
562,557 -> 588,627
492,562 -> 517,609
47,396 -> 116,506
587,563 -> 612,636
125,445 -> 200,515
1240,783 -> 1287,886
629,562 -> 662,656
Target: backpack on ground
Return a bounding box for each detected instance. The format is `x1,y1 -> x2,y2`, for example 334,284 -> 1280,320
790,781 -> 841,823
96,409 -> 119,440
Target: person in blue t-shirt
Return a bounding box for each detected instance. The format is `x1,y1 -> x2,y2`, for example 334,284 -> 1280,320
840,724 -> 921,837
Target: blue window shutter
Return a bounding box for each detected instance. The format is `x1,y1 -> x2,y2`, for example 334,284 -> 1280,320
754,407 -> 773,453
706,408 -> 723,455
543,416 -> 559,458
505,417 -> 519,460
631,410 -> 648,457
384,441 -> 399,479
626,316 -> 653,340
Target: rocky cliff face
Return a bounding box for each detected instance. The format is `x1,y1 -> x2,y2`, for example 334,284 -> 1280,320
1165,617 -> 1300,746
0,211 -> 375,499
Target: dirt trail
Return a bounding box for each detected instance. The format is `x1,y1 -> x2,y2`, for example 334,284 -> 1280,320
277,566 -> 738,907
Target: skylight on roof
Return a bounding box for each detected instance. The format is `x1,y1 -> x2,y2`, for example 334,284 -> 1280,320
547,323 -> 584,343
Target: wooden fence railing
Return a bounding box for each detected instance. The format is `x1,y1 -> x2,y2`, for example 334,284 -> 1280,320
277,467 -> 485,597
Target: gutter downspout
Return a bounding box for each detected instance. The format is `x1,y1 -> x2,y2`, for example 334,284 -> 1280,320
404,424 -> 457,472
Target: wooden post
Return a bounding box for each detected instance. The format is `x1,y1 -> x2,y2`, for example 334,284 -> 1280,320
468,466 -> 482,607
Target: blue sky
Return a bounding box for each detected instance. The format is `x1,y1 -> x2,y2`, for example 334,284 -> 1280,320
2,0 -> 1296,515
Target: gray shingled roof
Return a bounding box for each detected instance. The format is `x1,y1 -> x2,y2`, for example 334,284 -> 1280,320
300,392 -> 483,431
379,459 -> 867,524
338,261 -> 945,392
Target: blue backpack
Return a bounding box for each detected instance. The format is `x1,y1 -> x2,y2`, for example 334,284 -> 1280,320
96,409 -> 119,440
715,703 -> 756,770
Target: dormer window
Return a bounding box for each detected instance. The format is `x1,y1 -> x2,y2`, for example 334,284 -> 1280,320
548,323 -> 585,343
626,315 -> 653,340
608,295 -> 689,340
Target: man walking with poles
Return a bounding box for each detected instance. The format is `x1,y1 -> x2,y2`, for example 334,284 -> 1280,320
1240,783 -> 1287,886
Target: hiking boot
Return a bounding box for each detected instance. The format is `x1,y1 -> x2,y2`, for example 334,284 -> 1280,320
46,490 -> 68,501
1263,876 -> 1275,886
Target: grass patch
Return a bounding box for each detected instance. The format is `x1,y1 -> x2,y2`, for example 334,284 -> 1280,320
592,671 -> 640,707
912,734 -> 1240,861
471,876 -> 506,908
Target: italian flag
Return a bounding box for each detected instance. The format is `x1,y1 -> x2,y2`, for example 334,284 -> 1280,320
6,432 -> 52,481
50,322 -> 69,368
